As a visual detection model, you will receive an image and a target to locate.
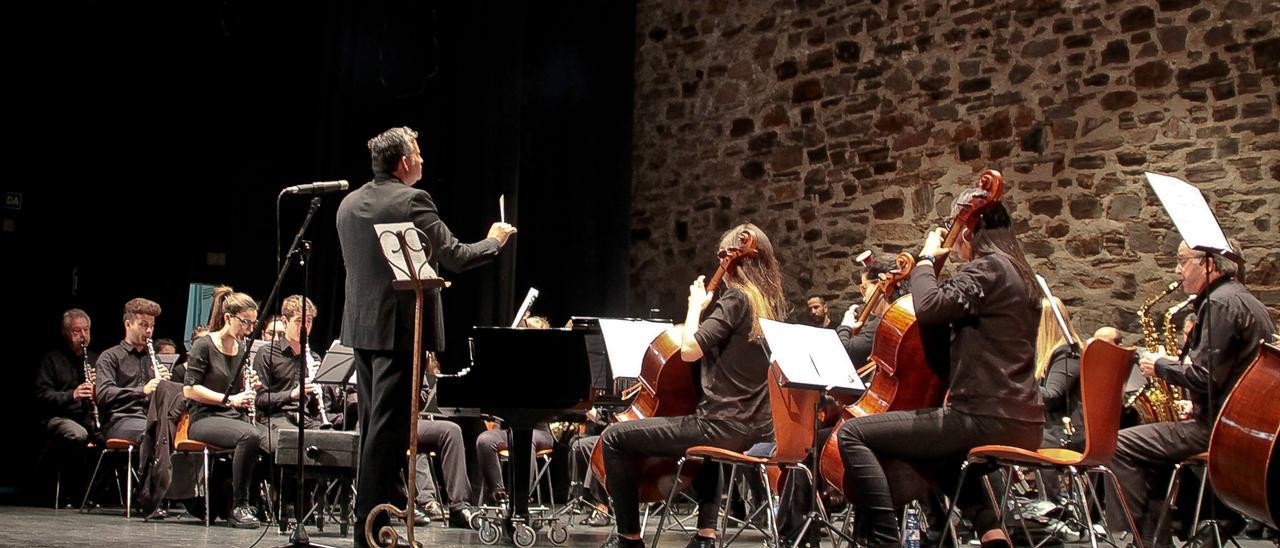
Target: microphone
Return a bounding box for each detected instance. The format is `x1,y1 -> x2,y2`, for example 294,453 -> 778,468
282,180 -> 349,195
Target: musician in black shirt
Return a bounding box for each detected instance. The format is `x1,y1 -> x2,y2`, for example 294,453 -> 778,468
836,196 -> 1043,548
1105,241 -> 1274,543
253,295 -> 334,452
36,309 -> 100,446
95,298 -> 167,443
183,287 -> 264,529
600,223 -> 787,548
837,253 -> 902,370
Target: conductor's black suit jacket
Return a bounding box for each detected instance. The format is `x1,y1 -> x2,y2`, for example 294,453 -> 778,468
336,175 -> 501,353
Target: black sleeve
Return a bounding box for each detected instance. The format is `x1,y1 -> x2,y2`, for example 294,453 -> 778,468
693,289 -> 746,352
253,348 -> 292,414
838,322 -> 877,368
909,258 -> 997,326
35,352 -> 76,414
96,350 -> 145,409
1156,299 -> 1225,395
410,191 -> 502,274
1039,348 -> 1079,412
184,339 -> 211,387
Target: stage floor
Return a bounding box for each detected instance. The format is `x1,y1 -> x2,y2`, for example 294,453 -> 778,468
1,505 -> 1274,547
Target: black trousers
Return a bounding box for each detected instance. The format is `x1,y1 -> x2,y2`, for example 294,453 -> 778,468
476,427 -> 554,499
1104,419 -> 1209,541
837,408 -> 1042,548
570,435 -> 606,505
601,415 -> 760,536
415,419 -> 472,511
352,348 -> 412,543
103,416 -> 147,444
188,415 -> 264,506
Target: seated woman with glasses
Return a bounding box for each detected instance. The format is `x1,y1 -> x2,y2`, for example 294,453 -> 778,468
182,285 -> 265,529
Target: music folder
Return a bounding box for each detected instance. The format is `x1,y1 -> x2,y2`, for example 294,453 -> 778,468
760,318 -> 865,395
314,340 -> 356,385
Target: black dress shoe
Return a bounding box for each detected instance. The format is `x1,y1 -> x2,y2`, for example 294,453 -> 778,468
449,505 -> 479,529
182,497 -> 206,521
601,535 -> 646,548
230,504 -> 261,529
685,534 -> 716,548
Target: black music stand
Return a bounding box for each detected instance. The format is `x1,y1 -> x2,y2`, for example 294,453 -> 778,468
449,326 -> 594,546
760,319 -> 865,548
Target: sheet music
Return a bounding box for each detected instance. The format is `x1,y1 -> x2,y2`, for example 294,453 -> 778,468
1144,172 -> 1233,255
374,222 -> 438,282
511,287 -> 540,328
597,318 -> 673,378
760,318 -> 864,393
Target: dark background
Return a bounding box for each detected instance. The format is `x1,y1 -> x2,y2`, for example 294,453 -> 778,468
0,1 -> 635,502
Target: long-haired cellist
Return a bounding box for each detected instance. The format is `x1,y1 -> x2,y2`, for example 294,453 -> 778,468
600,222 -> 786,548
836,194 -> 1043,548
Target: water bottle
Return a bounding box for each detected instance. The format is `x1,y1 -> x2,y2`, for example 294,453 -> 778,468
904,505 -> 922,548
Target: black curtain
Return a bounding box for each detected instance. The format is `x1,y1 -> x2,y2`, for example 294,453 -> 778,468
0,0 -> 634,503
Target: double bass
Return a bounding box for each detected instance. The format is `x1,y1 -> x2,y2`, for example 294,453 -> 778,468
589,229 -> 758,502
1208,341 -> 1280,528
820,169 -> 1006,494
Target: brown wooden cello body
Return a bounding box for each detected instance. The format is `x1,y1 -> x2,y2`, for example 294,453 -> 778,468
819,169 -> 1006,494
589,229 -> 759,502
1208,341 -> 1280,529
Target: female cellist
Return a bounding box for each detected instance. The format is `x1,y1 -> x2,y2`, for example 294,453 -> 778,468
836,192 -> 1043,548
599,222 -> 786,548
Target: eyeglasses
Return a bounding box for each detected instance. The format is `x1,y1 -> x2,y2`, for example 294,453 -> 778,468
1176,254 -> 1205,266
232,316 -> 257,327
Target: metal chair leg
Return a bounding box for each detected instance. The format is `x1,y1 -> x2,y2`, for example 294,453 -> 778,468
937,458 -> 974,548
1155,462 -> 1187,546
124,446 -> 133,519
203,448 -> 211,527
80,450 -> 107,513
1096,465 -> 1146,548
1069,468 -> 1100,548
652,457 -> 691,547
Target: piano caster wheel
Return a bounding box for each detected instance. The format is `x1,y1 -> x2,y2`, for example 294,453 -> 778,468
513,523 -> 537,548
470,513 -> 485,530
548,524 -> 569,545
478,520 -> 501,545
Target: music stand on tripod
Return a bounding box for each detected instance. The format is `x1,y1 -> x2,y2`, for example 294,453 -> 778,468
759,319 -> 866,548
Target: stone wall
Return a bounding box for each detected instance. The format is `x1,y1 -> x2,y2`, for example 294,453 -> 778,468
629,0 -> 1280,335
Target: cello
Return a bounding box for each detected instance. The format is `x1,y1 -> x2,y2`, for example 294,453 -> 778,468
589,228 -> 759,502
820,169 -> 1006,494
1208,341 -> 1280,528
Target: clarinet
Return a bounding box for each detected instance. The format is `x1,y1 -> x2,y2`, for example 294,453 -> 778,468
145,338 -> 170,380
304,343 -> 330,427
243,343 -> 259,424
82,343 -> 101,431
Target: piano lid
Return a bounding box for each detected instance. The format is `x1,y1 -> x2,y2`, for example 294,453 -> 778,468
437,327 -> 595,417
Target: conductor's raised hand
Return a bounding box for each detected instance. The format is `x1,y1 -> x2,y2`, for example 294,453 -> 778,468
488,222 -> 518,246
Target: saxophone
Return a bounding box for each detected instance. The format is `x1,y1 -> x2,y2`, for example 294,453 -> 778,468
82,343 -> 101,431
145,338 -> 170,380
1127,281 -> 1182,423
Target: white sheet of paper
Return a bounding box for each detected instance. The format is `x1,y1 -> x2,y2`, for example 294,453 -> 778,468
598,318 -> 674,378
1144,172 -> 1233,255
511,287 -> 540,328
375,222 -> 438,281
760,318 -> 865,392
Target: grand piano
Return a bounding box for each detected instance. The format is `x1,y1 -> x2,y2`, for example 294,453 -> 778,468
436,325 -> 608,545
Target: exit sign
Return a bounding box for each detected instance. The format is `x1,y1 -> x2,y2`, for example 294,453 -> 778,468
4,192 -> 19,210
